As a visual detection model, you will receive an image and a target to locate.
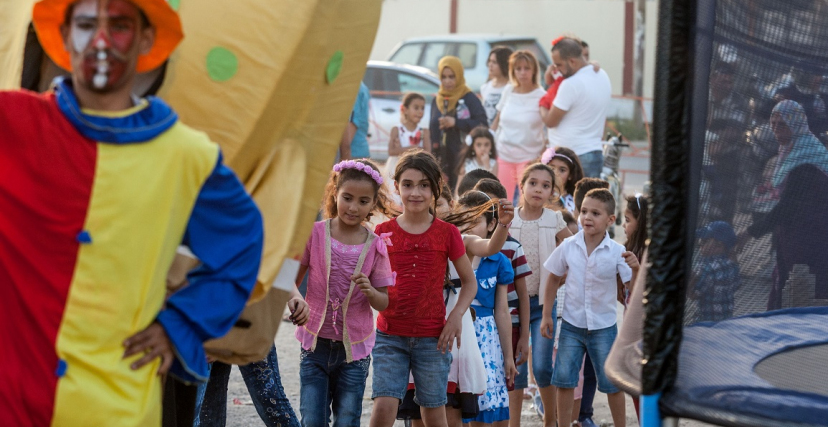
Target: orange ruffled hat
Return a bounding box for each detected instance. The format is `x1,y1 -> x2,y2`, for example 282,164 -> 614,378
32,0 -> 183,73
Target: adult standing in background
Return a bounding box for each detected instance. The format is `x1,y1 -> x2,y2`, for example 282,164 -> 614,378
541,38 -> 611,178
430,56 -> 487,189
491,50 -> 547,201
340,81 -> 371,159
480,46 -> 513,125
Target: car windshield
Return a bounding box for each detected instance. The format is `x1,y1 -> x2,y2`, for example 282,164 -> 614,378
364,67 -> 438,101
390,43 -> 423,66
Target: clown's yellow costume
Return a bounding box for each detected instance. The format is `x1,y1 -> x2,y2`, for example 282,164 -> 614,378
0,1 -> 264,426
0,0 -> 382,424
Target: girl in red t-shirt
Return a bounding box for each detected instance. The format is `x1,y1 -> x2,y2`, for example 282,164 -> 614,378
370,150 -> 479,427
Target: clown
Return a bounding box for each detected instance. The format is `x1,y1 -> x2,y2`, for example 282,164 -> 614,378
0,1 -> 263,426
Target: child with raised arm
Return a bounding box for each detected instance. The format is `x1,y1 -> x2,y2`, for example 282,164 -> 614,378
540,189 -> 639,427
473,178 -> 534,427
288,159 -> 398,426
370,150 -> 480,427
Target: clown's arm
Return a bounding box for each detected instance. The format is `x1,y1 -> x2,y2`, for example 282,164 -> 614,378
156,153 -> 264,383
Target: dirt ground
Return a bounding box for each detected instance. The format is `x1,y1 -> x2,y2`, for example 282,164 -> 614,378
222,320 -> 716,427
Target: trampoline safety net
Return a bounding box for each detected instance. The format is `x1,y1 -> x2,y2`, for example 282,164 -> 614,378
640,0 -> 828,425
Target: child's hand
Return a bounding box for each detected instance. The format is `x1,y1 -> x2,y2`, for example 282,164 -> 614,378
123,322 -> 174,375
622,251 -> 640,270
515,335 -> 530,366
544,64 -> 556,86
288,296 -> 309,326
438,312 -> 462,353
504,359 -> 518,388
480,151 -> 491,166
352,273 -> 375,298
498,199 -> 515,225
540,317 -> 555,340
438,116 -> 456,129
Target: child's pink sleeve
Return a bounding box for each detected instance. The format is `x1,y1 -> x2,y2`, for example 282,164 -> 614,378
370,238 -> 395,288
300,237 -> 312,266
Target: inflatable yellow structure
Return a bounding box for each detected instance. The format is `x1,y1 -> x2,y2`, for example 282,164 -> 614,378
1,0 -> 381,359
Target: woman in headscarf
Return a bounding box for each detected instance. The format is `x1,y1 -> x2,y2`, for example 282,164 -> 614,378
745,100 -> 828,309
430,56 -> 488,191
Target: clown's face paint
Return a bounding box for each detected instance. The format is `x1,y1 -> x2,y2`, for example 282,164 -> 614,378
68,0 -> 143,92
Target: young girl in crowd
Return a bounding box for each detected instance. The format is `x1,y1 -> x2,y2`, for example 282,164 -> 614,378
509,163 -> 573,427
480,46 -> 514,125
456,126 -> 499,193
473,178 -> 533,427
387,93 -> 431,183
287,159 -> 397,426
492,50 -> 547,202
542,146 -> 584,213
370,150 -> 481,427
399,190 -> 516,426
450,192 -> 517,426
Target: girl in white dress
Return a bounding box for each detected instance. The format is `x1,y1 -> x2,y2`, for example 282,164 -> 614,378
386,92 -> 431,186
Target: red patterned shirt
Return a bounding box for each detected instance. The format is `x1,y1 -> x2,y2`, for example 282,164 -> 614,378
375,218 -> 466,337
503,236 -> 533,326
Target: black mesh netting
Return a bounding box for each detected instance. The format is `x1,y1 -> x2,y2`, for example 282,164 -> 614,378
651,0 -> 828,425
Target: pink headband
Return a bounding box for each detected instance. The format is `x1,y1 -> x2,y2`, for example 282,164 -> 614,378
541,148 -> 574,165
333,160 -> 384,185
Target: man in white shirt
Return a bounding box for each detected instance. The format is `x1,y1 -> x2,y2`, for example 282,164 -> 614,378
539,189 -> 639,427
541,38 -> 612,178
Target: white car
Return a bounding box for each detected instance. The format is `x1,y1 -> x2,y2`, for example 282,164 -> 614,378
387,34 -> 552,92
363,61 -> 440,161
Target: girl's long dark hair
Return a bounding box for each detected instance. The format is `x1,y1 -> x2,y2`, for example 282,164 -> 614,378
624,193 -> 649,259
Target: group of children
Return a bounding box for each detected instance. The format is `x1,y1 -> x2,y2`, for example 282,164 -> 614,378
283,136 -> 652,427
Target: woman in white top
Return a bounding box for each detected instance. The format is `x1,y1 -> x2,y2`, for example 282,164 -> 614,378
491,50 -> 548,202
479,46 -> 513,126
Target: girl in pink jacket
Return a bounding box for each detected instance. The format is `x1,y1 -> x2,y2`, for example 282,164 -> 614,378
288,159 -> 397,426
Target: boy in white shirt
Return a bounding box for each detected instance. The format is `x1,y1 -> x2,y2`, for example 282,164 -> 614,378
540,189 -> 639,427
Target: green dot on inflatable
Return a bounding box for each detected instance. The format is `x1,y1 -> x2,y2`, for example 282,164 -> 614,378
168,0 -> 180,11
206,47 -> 238,82
326,51 -> 344,84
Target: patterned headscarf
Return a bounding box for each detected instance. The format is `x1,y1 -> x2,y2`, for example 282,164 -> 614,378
435,56 -> 473,114
770,100 -> 828,187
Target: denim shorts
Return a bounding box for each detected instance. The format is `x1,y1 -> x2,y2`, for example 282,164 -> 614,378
551,320 -> 619,394
371,330 -> 452,407
514,296 -> 556,389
